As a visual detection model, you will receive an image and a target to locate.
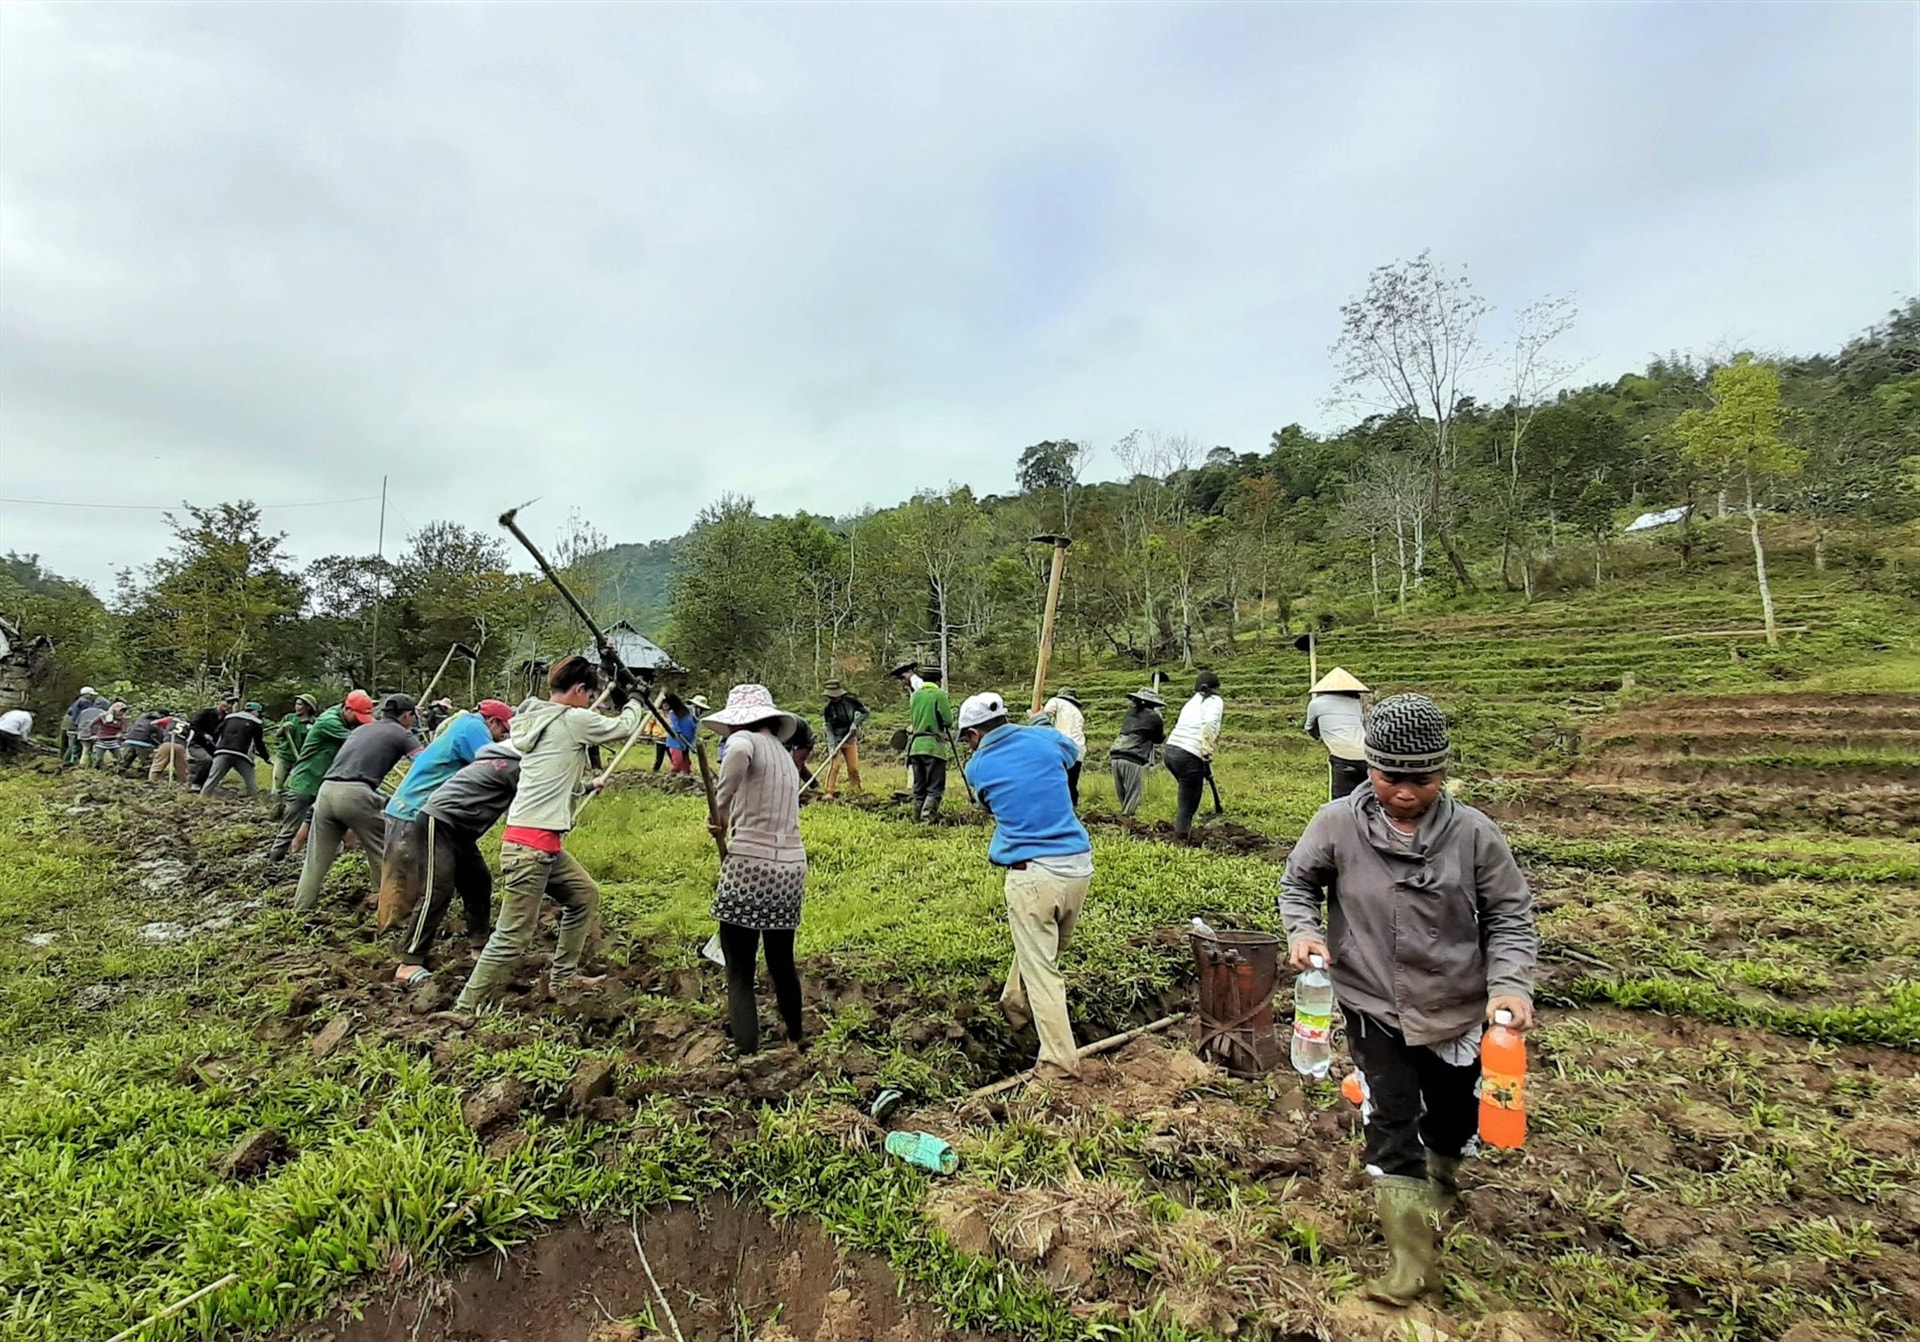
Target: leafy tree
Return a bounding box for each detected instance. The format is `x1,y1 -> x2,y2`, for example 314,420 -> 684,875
667,495 -> 797,685
1673,356 -> 1804,646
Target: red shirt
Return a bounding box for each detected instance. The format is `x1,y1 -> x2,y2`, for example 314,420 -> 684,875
501,825 -> 563,854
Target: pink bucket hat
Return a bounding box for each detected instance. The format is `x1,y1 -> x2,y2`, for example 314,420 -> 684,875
702,683 -> 798,743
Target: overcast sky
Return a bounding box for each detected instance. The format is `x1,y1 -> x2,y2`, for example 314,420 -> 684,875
2,2 -> 1913,594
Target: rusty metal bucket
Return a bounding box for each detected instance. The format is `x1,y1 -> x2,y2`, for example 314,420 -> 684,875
1191,926 -> 1284,1077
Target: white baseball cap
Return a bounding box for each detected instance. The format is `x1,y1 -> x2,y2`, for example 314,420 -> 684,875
957,691 -> 1008,731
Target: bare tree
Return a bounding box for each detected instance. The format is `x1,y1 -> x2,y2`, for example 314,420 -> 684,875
1331,252 -> 1487,589
897,487 -> 985,682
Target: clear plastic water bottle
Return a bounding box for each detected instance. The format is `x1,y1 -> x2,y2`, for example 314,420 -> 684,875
1291,954 -> 1333,1078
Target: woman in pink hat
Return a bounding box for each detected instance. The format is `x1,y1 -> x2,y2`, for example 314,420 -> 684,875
703,683 -> 807,1055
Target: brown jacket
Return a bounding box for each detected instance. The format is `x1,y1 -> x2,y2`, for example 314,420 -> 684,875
1278,788 -> 1536,1045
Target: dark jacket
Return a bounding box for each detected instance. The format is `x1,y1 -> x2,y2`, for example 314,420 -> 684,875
1278,788 -> 1536,1045
1109,705 -> 1165,764
823,694 -> 868,739
213,711 -> 269,760
125,713 -> 166,746
188,708 -> 223,752
421,742 -> 522,835
788,717 -> 816,754
323,718 -> 421,788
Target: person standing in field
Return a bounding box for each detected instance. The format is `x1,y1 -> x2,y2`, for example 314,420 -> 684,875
702,684 -> 808,1055
667,693 -> 701,774
73,696 -> 109,770
1109,689 -> 1166,818
1278,693 -> 1536,1307
148,715 -> 189,784
120,709 -> 167,775
88,702 -> 130,770
958,691 -> 1092,1082
1306,668 -> 1371,800
820,680 -> 868,797
376,698 -> 514,955
907,668 -> 954,822
1163,671 -> 1223,842
200,701 -> 271,795
269,690 -> 375,862
392,739 -> 522,986
1035,689 -> 1087,808
378,699 -> 514,984
269,696 -> 319,808
453,656 -> 648,1012
786,714 -> 817,786
61,688 -> 101,765
293,694 -> 422,912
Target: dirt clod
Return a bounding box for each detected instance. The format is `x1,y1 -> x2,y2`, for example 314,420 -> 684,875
461,1076 -> 532,1131
563,1057 -> 618,1113
310,1014 -> 356,1059
220,1127 -> 291,1181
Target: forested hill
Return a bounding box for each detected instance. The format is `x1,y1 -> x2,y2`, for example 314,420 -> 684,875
581,537 -> 685,632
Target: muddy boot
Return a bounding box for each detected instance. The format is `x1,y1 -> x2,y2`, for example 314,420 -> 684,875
1365,1176 -> 1439,1306
1427,1152 -> 1467,1220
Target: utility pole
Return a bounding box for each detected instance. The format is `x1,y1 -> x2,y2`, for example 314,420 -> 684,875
370,475 -> 387,691
1029,534 -> 1072,713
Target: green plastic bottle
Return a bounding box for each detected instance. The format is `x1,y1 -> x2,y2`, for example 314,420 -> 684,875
884,1130 -> 957,1175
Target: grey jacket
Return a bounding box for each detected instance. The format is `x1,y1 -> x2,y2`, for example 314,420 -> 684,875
422,742 -> 522,835
1278,788 -> 1536,1045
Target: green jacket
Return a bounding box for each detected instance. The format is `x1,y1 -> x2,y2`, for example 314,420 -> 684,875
908,685 -> 953,758
272,712 -> 311,765
286,705 -> 354,796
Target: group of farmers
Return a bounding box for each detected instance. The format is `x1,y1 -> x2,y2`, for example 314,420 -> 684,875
15,650 -> 1530,1310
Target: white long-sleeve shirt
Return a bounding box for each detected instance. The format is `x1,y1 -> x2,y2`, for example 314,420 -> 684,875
1040,697 -> 1086,752
1166,692 -> 1223,760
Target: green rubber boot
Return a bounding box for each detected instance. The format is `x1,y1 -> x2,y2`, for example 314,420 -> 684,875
1365,1176 -> 1439,1306
1427,1152 -> 1467,1220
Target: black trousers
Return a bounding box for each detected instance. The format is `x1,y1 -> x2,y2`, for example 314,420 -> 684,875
1066,761 -> 1081,809
1330,756 -> 1369,800
1343,1006 -> 1480,1178
719,922 -> 802,1054
652,743 -> 670,772
1163,745 -> 1207,838
399,819 -> 494,968
909,755 -> 948,818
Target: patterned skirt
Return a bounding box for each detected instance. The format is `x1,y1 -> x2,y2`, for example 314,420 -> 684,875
712,854 -> 807,931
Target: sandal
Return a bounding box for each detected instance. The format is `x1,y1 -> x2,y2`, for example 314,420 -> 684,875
394,965 -> 433,987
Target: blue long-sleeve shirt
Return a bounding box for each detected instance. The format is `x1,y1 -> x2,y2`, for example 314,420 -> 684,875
962,723 -> 1090,866
385,714 -> 493,821
669,710 -> 698,752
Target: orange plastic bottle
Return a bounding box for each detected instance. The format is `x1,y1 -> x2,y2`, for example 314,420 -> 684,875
1478,1009 -> 1527,1149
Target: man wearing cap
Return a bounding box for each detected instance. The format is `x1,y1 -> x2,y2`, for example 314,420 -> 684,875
1035,690 -> 1086,808
958,690 -> 1093,1082
1304,668 -> 1371,800
907,668 -> 954,822
1109,689 -> 1166,818
62,688 -> 100,765
269,695 -> 320,809
269,690 -> 376,862
820,681 -> 868,797
454,656 -> 650,1011
293,694 -> 422,913
200,701 -> 272,795
377,699 -> 514,982
1278,693 -> 1536,1306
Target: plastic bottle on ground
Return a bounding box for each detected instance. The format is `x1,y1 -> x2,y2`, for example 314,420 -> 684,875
884,1130 -> 958,1175
1478,1008 -> 1527,1149
1290,954 -> 1333,1078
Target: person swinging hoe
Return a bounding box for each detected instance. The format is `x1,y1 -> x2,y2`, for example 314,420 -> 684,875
1277,693 -> 1537,1305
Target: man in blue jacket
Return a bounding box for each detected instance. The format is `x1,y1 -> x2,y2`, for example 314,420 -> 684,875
958,690 -> 1091,1082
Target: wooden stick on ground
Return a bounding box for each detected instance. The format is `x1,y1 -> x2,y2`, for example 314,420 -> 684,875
965,1012 -> 1187,1101
630,1222 -> 687,1342
104,1273 -> 241,1342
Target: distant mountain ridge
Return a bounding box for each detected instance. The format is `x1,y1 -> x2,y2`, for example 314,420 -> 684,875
582,534 -> 686,633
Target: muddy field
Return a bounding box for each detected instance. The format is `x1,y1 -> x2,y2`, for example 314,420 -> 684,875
2,681 -> 1918,1342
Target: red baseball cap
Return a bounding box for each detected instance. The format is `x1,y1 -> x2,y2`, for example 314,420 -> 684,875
344,690 -> 375,723
476,699 -> 513,724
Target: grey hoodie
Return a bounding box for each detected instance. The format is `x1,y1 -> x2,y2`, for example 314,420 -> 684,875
505,697 -> 648,832
1278,787 -> 1536,1045
422,741 -> 523,835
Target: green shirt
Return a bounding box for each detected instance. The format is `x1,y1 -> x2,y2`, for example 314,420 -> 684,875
285,705 -> 353,796
272,712 -> 311,765
908,685 -> 952,758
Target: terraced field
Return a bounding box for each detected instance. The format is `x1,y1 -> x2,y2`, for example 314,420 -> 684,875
2,568 -> 1917,1342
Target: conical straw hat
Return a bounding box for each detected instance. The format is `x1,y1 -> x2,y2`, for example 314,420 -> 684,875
1311,667 -> 1369,694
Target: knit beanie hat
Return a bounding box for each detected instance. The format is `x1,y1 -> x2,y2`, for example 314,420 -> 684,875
1364,693 -> 1450,772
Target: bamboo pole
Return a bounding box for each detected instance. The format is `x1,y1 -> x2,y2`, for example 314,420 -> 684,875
1028,535 -> 1072,714
105,1274 -> 241,1342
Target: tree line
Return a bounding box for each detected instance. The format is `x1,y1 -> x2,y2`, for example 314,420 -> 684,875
5,260 -> 1916,714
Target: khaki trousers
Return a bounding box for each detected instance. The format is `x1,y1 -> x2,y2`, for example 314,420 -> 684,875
293,781 -> 388,913
823,735 -> 862,794
456,843 -> 599,1009
1000,863 -> 1089,1080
